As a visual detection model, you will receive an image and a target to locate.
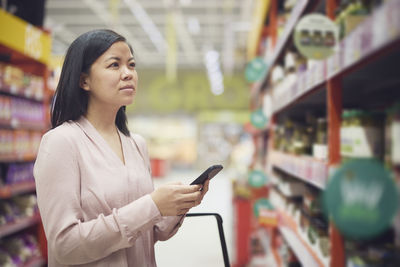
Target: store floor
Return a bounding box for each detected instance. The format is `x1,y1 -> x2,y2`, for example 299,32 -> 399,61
153,167 -> 234,267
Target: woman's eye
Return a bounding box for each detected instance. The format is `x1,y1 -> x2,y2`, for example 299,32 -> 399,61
130,62 -> 136,68
109,62 -> 119,68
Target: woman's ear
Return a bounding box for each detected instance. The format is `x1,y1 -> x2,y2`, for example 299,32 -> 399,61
79,73 -> 90,91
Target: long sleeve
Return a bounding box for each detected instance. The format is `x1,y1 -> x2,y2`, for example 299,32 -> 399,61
131,134 -> 186,243
153,215 -> 185,242
34,128 -> 162,265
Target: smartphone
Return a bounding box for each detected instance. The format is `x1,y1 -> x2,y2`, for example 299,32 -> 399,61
190,164 -> 223,185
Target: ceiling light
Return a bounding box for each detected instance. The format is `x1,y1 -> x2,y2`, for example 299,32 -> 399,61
204,50 -> 224,96
187,17 -> 200,35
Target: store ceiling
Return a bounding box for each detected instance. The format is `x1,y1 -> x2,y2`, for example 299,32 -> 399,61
44,0 -> 255,71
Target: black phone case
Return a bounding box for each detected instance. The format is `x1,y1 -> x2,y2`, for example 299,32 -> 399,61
190,165 -> 223,185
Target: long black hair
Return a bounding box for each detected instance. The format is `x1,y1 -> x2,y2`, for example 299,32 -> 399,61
51,29 -> 133,136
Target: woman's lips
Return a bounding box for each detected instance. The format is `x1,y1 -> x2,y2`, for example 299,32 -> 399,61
120,85 -> 135,91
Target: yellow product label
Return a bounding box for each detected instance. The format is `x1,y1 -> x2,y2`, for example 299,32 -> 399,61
0,9 -> 51,65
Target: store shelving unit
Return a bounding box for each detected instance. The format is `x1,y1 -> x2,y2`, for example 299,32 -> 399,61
0,8 -> 51,266
247,0 -> 400,266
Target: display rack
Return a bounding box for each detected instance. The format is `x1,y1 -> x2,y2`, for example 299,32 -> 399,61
0,8 -> 51,266
246,0 -> 400,266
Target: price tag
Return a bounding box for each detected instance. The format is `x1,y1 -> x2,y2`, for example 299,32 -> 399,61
360,18 -> 373,55
387,0 -> 400,40
372,6 -> 387,49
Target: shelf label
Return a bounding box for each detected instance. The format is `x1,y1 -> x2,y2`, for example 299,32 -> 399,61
294,14 -> 339,60
323,159 -> 398,239
253,198 -> 274,217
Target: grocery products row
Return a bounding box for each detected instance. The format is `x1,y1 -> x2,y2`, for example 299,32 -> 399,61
0,194 -> 38,228
0,63 -> 45,101
0,130 -> 42,161
0,163 -> 35,187
241,0 -> 400,267
0,95 -> 47,129
0,233 -> 44,267
273,101 -> 400,161
0,8 -> 50,265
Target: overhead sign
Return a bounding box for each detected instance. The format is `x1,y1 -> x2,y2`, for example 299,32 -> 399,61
0,9 -> 51,65
250,109 -> 268,129
245,57 -> 268,83
323,159 -> 398,239
294,13 -> 338,60
248,170 -> 268,188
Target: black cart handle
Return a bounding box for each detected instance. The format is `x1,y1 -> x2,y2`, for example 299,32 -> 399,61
186,213 -> 230,267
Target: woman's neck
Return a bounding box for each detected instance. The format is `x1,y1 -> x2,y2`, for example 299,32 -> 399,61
85,105 -> 119,135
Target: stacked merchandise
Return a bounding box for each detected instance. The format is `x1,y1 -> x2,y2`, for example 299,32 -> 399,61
0,8 -> 51,266
243,0 -> 400,266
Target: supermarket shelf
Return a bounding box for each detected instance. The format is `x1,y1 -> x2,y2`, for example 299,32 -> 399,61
0,153 -> 36,163
278,211 -> 329,267
0,214 -> 40,239
23,256 -> 46,267
279,227 -> 323,267
255,0 -> 310,94
0,119 -> 48,131
0,86 -> 44,102
0,181 -> 36,199
270,151 -> 328,190
272,0 -> 400,113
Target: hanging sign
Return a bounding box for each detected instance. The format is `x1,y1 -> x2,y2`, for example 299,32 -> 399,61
253,198 -> 274,218
248,170 -> 268,188
0,9 -> 51,65
245,57 -> 268,82
250,109 -> 268,129
323,159 -> 398,239
294,13 -> 338,60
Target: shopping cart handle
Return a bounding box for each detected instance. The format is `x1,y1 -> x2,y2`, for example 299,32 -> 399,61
186,213 -> 230,267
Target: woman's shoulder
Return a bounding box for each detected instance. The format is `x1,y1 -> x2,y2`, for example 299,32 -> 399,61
130,133 -> 146,145
129,133 -> 148,156
42,121 -> 82,146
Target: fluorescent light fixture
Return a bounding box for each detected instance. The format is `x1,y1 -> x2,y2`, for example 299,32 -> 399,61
180,0 -> 192,6
123,0 -> 167,53
187,17 -> 200,35
204,50 -> 224,96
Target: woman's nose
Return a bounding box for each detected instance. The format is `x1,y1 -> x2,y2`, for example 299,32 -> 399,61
122,67 -> 133,80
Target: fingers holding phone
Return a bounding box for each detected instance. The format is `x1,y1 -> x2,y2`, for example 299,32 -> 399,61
195,179 -> 210,206
150,182 -> 202,216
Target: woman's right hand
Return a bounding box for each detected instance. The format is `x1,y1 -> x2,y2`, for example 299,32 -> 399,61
150,182 -> 202,216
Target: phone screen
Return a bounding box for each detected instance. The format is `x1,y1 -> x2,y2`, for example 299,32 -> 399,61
190,165 -> 223,185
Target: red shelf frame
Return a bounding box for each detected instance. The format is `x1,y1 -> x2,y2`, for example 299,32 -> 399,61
0,213 -> 41,239
0,181 -> 37,199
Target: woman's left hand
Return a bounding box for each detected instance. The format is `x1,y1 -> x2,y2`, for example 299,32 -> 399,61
195,179 -> 210,206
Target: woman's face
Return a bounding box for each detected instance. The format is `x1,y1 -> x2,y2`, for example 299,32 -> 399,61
80,41 -> 138,111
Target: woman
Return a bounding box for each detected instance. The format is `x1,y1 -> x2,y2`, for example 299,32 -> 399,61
34,29 -> 209,266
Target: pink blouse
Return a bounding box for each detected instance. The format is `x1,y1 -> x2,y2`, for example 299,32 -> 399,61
34,117 -> 183,266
